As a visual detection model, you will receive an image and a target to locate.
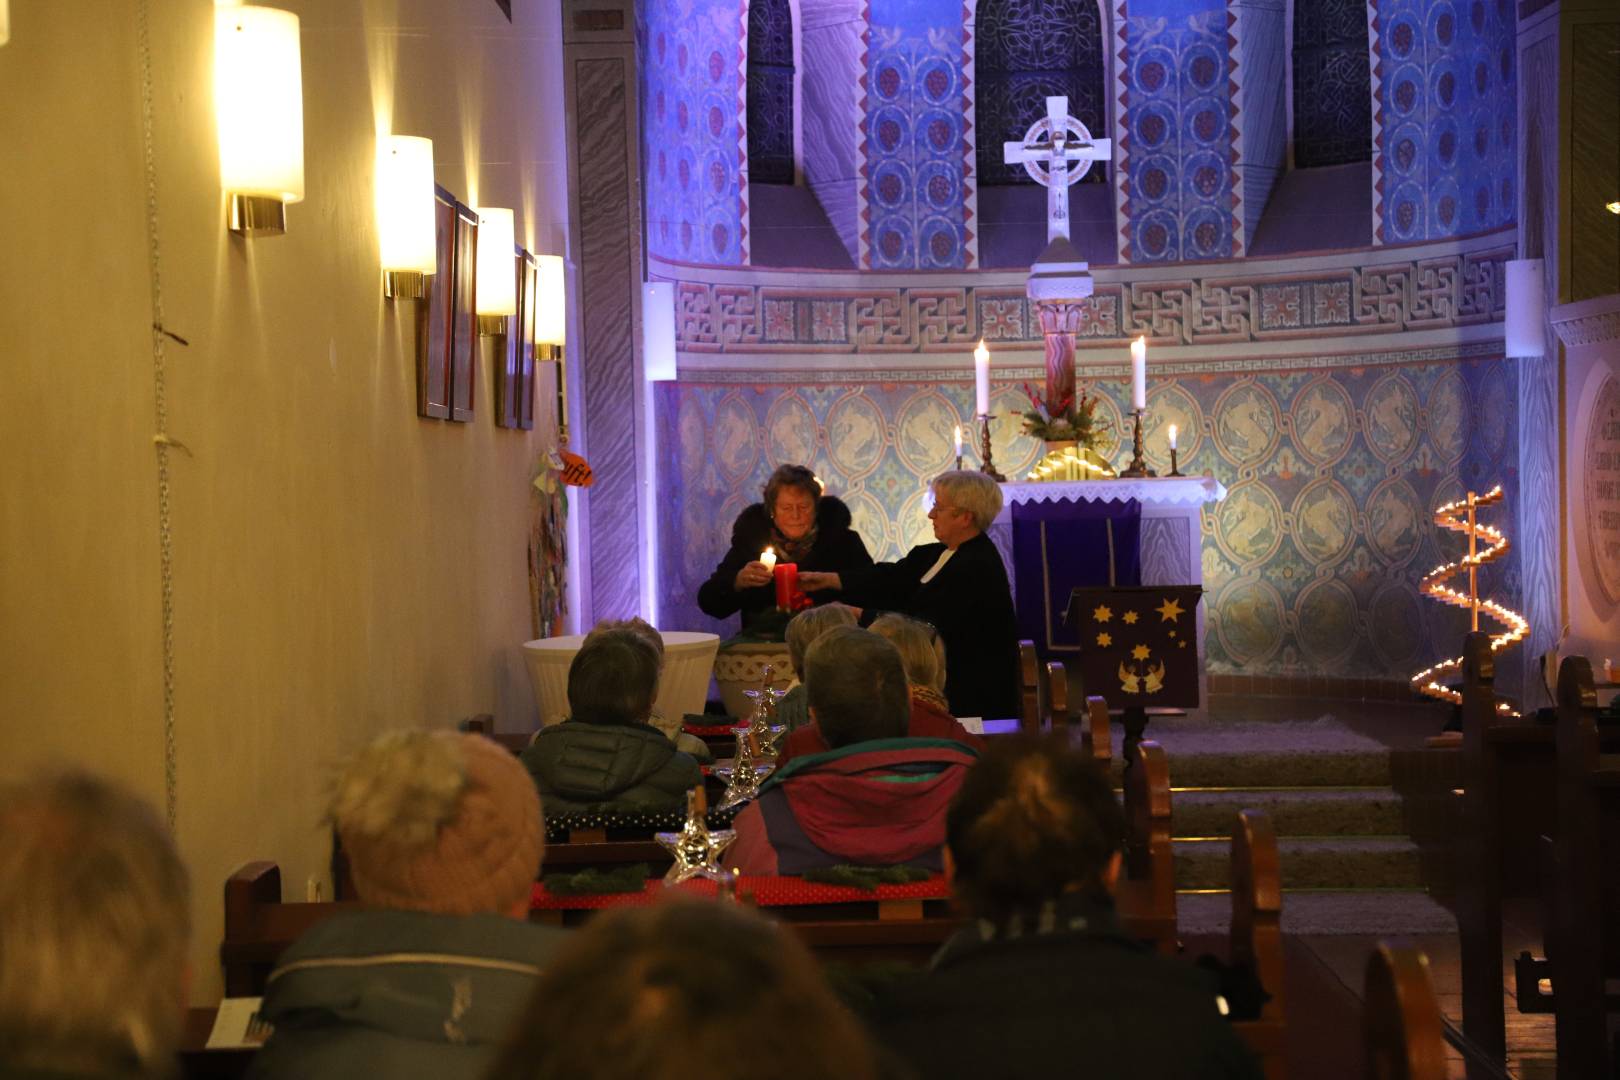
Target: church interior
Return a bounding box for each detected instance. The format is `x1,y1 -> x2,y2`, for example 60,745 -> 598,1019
2,0 -> 1619,1076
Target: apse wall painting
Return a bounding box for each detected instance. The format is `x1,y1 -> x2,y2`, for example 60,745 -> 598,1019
655,351 -> 1519,683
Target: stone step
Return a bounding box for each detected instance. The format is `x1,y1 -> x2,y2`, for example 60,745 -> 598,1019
1123,749 -> 1392,790
1172,836 -> 1425,891
1169,787 -> 1407,839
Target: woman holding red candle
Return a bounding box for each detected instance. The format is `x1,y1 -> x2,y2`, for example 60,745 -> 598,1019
697,465 -> 873,635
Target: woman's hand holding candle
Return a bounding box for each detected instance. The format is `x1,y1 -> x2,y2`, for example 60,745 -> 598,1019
734,555 -> 774,590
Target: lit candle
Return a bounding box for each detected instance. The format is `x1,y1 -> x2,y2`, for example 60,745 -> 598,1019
1130,336 -> 1147,411
1167,423 -> 1178,450
973,340 -> 991,417
759,548 -> 777,571
953,424 -> 963,469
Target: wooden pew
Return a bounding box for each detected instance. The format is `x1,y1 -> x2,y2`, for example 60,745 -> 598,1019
1018,639 -> 1044,734
1547,655 -> 1620,1079
1364,943 -> 1448,1080
1454,630 -> 1557,1065
1231,809 -> 1285,1080
1046,658 -> 1112,768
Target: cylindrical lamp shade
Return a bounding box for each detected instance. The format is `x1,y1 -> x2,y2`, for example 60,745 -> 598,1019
215,6 -> 304,202
475,208 -> 517,317
375,136 -> 436,273
535,255 -> 567,345
1505,258 -> 1546,359
643,281 -> 676,381
1,0 -> 10,47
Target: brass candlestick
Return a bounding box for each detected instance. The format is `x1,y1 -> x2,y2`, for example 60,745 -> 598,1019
1168,447 -> 1182,477
978,414 -> 1006,481
1119,409 -> 1156,478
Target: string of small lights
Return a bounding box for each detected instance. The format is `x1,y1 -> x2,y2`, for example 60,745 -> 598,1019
1410,486 -> 1530,713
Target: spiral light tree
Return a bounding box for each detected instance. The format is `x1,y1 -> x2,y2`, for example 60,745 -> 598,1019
1410,486 -> 1531,713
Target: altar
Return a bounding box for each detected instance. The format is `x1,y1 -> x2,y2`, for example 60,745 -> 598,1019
985,475 -> 1227,689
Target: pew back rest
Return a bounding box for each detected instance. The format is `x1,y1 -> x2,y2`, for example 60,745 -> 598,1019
1363,942 -> 1447,1080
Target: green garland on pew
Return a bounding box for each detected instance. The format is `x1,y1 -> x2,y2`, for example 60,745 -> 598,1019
542,863 -> 650,895
801,865 -> 930,892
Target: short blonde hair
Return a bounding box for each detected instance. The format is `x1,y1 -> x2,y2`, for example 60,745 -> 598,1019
870,612 -> 947,694
785,603 -> 859,676
932,470 -> 1003,533
0,772 -> 190,1074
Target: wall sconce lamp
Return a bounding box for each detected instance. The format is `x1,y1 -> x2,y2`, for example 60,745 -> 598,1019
1607,200 -> 1620,215
376,135 -> 436,300
215,5 -> 305,236
475,208 -> 517,334
1,0 -> 10,46
642,281 -> 676,381
535,255 -> 569,441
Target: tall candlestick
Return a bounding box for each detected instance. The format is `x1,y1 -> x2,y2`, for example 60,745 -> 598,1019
974,340 -> 991,417
1167,423 -> 1178,450
953,424 -> 963,470
1130,336 -> 1146,411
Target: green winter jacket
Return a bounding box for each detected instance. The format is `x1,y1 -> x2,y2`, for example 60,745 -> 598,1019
520,720 -> 702,816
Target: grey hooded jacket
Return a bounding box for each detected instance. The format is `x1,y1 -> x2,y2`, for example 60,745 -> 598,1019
246,909 -> 566,1080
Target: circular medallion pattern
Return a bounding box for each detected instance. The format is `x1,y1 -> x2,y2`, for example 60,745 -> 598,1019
1478,367 -> 1512,459
1295,578 -> 1360,665
1144,384 -> 1201,474
1292,478 -> 1356,565
712,394 -> 760,481
895,486 -> 935,556
1583,375 -> 1620,604
765,394 -> 817,468
896,392 -> 959,476
1214,480 -> 1284,566
1213,382 -> 1282,468
1215,576 -> 1285,665
1364,475 -> 1425,567
1369,583 -> 1425,668
826,392 -> 887,479
678,396 -> 708,483
991,386 -> 1043,478
1290,379 -> 1354,466
841,489 -> 892,562
1426,370 -> 1469,464
1364,373 -> 1420,462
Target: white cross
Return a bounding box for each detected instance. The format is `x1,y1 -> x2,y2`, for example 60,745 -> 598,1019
1002,96 -> 1113,243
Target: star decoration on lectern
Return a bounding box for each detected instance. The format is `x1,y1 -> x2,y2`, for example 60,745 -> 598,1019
656,789 -> 736,886
1096,632 -> 1113,647
1122,611 -> 1140,625
1131,644 -> 1152,661
1157,598 -> 1185,623
1093,605 -> 1113,623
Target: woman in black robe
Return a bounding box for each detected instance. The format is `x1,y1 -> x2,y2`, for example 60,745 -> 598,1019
800,470 -> 1019,720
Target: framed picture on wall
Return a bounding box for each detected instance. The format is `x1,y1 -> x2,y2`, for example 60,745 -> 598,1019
495,250 -> 523,429
415,193 -> 455,419
519,254 -> 538,431
448,202 -> 479,422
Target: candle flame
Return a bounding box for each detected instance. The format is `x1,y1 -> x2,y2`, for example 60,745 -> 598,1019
974,339 -> 989,363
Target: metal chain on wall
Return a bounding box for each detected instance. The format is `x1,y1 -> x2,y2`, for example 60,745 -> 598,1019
136,0 -> 181,832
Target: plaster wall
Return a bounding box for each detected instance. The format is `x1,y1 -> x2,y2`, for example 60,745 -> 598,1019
0,0 -> 568,1000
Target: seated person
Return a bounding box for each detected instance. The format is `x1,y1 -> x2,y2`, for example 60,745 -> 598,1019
0,771 -> 190,1080
727,626 -> 978,875
867,737 -> 1261,1079
776,602 -> 859,733
251,732 -> 564,1080
486,900 -> 880,1080
801,470 -> 1019,720
583,617 -> 713,763
521,630 -> 701,815
697,465 -> 872,635
776,612 -> 985,767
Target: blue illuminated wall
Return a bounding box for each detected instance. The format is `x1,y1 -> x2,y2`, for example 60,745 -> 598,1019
642,0 -> 750,264
1371,0 -> 1517,243
859,0 -> 976,269
1115,0 -> 1242,262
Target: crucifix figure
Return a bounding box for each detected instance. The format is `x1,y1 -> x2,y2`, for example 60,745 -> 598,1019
1003,95 -> 1113,243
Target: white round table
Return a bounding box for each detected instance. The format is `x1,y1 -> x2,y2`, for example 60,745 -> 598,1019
521,631 -> 721,732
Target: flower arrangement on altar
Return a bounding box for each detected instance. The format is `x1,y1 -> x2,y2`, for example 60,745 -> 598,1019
1020,382 -> 1110,448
